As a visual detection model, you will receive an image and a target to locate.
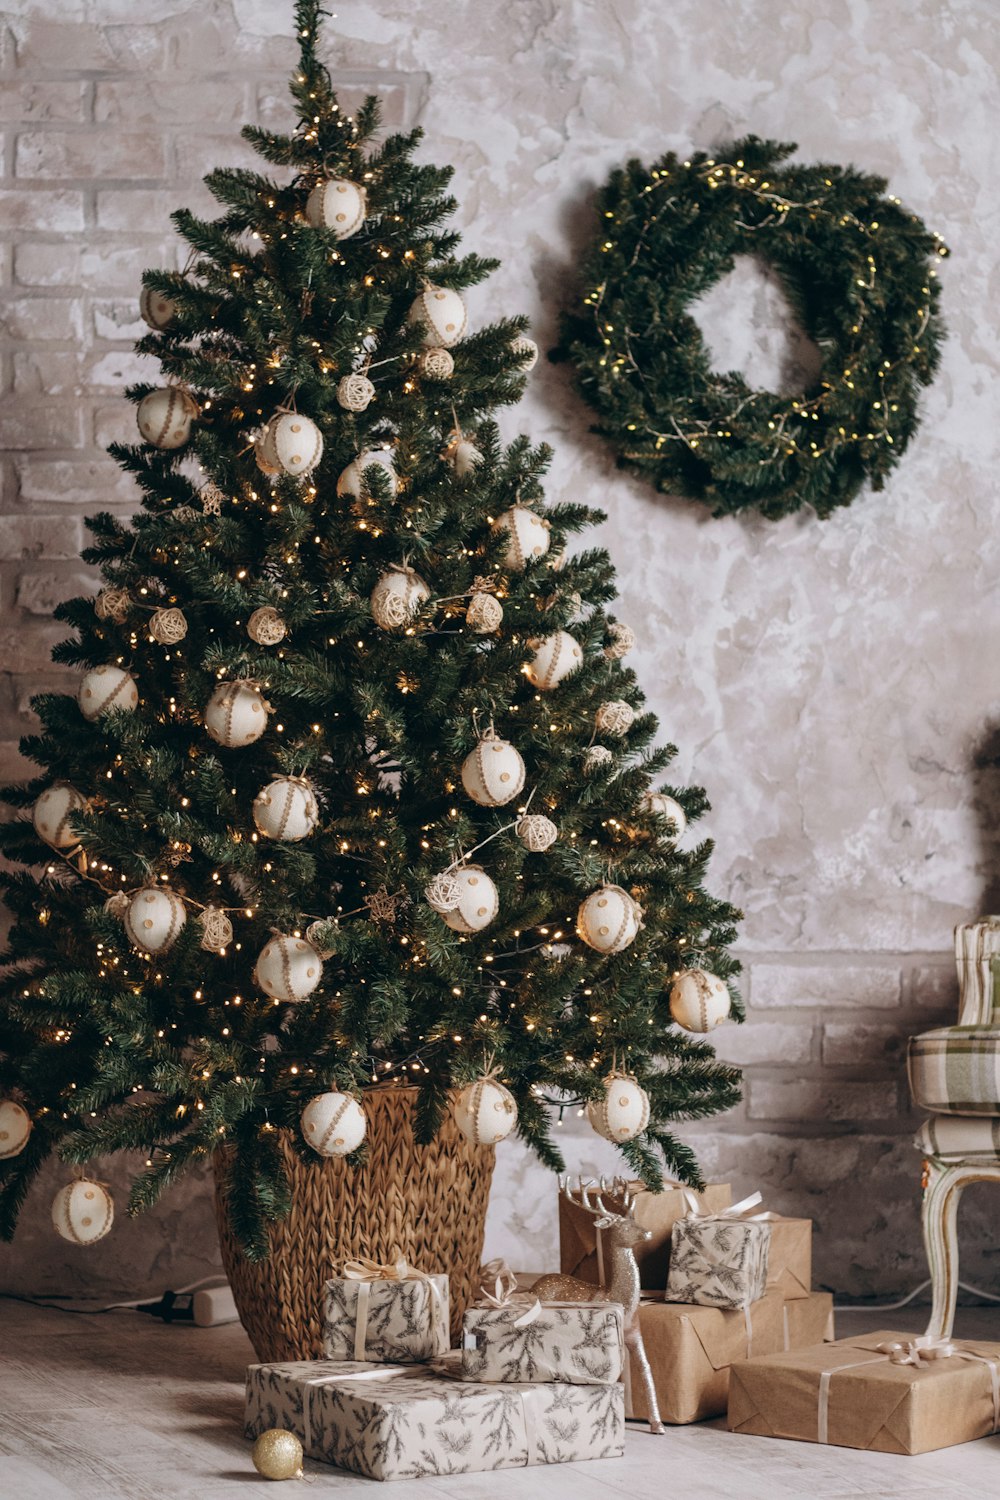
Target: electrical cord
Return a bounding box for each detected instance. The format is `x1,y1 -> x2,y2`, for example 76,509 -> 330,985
836,1277 -> 1000,1311
0,1274 -> 228,1317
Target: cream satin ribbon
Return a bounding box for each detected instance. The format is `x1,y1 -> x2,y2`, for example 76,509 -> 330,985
342,1255 -> 444,1362
679,1189 -> 764,1220
475,1258 -> 541,1328
816,1336 -> 1000,1445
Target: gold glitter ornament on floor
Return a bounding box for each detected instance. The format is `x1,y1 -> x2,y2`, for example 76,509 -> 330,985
251,1428 -> 304,1481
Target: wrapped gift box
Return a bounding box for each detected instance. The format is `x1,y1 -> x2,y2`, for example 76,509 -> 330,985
728,1331 -> 1000,1455
461,1299 -> 625,1385
245,1359 -> 625,1480
559,1179 -> 731,1289
763,1215 -> 812,1301
626,1288 -> 834,1425
666,1213 -> 770,1309
323,1271 -> 449,1363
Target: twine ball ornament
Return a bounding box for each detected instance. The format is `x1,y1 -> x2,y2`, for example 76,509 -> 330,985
466,592 -> 503,633
205,681 -> 270,747
453,1076 -> 518,1145
337,447 -> 398,500
304,177 -> 367,239
104,891 -> 130,918
139,286 -> 176,331
492,505 -> 550,571
337,372 -> 375,412
251,1428 -> 304,1481
247,607 -> 286,646
149,607 -> 187,645
0,1099 -> 32,1159
525,630 -> 583,691
576,884 -> 642,954
583,745 -> 614,774
257,412 -> 323,478
370,567 -> 431,629
253,777 -> 319,842
199,906 -> 234,951
639,791 -> 687,845
78,665 -> 138,722
408,284 -> 468,348
94,587 -> 130,623
669,968 -> 732,1032
516,814 -> 558,852
32,784 -> 88,849
424,870 -> 464,914
511,334 -> 539,371
439,864 -> 499,934
123,885 -> 187,954
419,346 -> 454,380
443,434 -> 482,477
136,387 -> 198,450
301,1091 -> 367,1157
255,934 -> 323,1002
461,733 -> 526,808
604,622 -> 636,660
305,920 -> 339,959
51,1179 -> 114,1246
595,699 -> 635,737
587,1074 -> 651,1142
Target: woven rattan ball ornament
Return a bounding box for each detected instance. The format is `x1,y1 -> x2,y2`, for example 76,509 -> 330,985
439,865 -> 499,933
304,177 -> 367,239
78,665 -> 138,722
669,968 -> 731,1032
461,733 -> 526,808
419,346 -> 454,380
370,567 -> 431,629
466,592 -> 503,633
525,630 -> 583,691
604,622 -> 636,660
124,885 -> 187,954
493,505 -> 550,571
255,934 -> 323,1002
639,791 -> 687,845
257,412 -> 323,478
443,434 -> 481,477
595,699 -> 635,737
149,607 -> 187,644
576,884 -> 642,954
301,1091 -> 367,1157
337,372 -> 375,412
199,906 -> 234,951
453,1077 -> 518,1145
516,814 -> 558,852
104,891 -> 129,918
94,587 -> 130,623
253,777 -> 319,842
424,870 -> 463,914
32,784 -> 88,849
139,286 -> 176,330
511,334 -> 539,371
137,387 -> 198,449
52,1179 -> 114,1246
583,745 -> 613,774
587,1074 -> 651,1142
337,447 -> 398,500
205,681 -> 270,747
409,284 -> 468,348
251,1428 -> 304,1481
0,1099 -> 32,1159
247,607 -> 286,646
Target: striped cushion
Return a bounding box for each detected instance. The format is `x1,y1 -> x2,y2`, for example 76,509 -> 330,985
914,1115 -> 1000,1162
908,1026 -> 1000,1116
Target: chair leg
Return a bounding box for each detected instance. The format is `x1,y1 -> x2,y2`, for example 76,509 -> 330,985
922,1159 -> 963,1340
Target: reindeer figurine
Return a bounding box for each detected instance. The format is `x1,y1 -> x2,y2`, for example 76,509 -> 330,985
533,1178 -> 664,1434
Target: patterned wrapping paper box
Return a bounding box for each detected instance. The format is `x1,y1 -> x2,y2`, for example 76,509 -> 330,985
559,1179 -> 732,1289
245,1359 -> 626,1480
461,1300 -> 625,1385
323,1273 -> 450,1363
666,1213 -> 770,1309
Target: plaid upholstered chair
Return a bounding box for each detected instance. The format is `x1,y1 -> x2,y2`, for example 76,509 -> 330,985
908,916 -> 1000,1338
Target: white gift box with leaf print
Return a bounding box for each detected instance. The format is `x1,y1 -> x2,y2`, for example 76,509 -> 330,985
665,1214 -> 771,1309
461,1299 -> 626,1385
322,1273 -> 450,1363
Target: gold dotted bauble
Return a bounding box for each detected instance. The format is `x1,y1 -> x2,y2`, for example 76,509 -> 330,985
251,1428 -> 304,1480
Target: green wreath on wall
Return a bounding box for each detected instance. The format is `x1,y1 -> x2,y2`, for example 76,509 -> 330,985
557,137 -> 948,521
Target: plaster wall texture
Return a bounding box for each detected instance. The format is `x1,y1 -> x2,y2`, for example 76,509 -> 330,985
0,0 -> 997,1304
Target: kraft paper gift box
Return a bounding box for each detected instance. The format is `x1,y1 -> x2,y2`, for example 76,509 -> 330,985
322,1259 -> 449,1364
461,1299 -> 626,1385
727,1331 -> 1000,1455
625,1287 -> 834,1425
665,1203 -> 771,1309
762,1214 -> 812,1301
245,1359 -> 626,1480
559,1179 -> 731,1289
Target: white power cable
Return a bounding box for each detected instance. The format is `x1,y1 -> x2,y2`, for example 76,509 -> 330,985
836,1277 -> 1000,1312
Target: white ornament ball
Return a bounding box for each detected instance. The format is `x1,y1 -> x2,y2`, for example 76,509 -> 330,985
301,1091 -> 367,1156
204,681 -> 270,747
337,447 -> 398,500
255,934 -> 323,1002
0,1100 -> 32,1159
123,885 -> 187,954
576,884 -> 642,954
337,373 -> 375,412
370,567 -> 431,629
453,1077 -> 518,1145
639,791 -> 687,845
583,745 -> 614,774
254,434 -> 282,476
419,347 -> 454,380
595,699 -> 635,737
136,387 -> 197,449
511,334 -> 539,371
304,177 -> 367,239
409,284 -> 468,347
78,665 -> 138,722
516,814 -> 558,852
253,778 -> 319,842
525,631 -> 583,690
669,969 -> 732,1032
439,864 -> 499,933
52,1179 -> 114,1245
466,592 -> 503,633
257,412 -> 323,478
32,784 -> 88,849
139,286 -> 176,330
461,734 -> 526,808
604,622 -> 636,660
492,505 -> 550,571
444,435 -> 481,477
587,1075 -> 651,1143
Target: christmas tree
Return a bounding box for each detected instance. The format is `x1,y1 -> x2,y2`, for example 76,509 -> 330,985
0,0 -> 741,1258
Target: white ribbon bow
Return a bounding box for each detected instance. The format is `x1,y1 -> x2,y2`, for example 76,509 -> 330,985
476,1258 -> 541,1327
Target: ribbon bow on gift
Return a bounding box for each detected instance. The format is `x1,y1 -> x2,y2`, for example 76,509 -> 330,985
476,1258 -> 541,1328
340,1251 -> 444,1362
876,1335 -> 956,1366
680,1189 -> 764,1220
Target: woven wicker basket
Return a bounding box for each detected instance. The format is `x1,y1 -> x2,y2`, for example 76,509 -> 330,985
213,1086 -> 495,1361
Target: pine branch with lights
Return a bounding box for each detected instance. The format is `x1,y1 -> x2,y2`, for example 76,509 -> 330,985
0,0 -> 742,1256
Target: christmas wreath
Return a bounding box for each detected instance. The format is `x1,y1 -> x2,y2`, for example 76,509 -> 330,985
558,137 -> 947,520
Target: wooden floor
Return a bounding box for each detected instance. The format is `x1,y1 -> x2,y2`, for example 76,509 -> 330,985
3,1299 -> 1000,1497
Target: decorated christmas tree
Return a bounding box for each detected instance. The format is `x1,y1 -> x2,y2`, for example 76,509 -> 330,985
0,0 -> 741,1259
